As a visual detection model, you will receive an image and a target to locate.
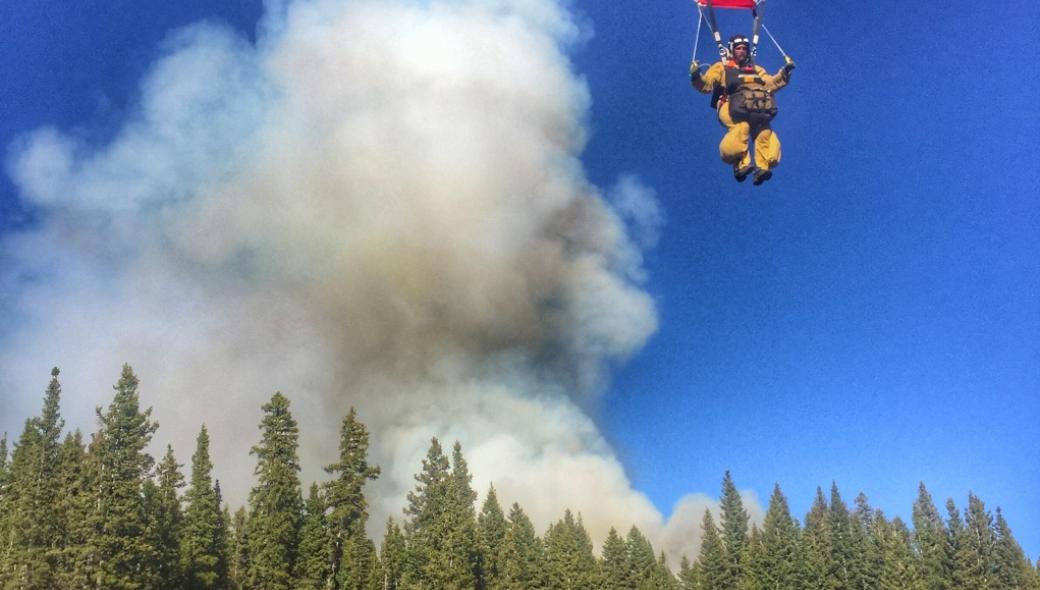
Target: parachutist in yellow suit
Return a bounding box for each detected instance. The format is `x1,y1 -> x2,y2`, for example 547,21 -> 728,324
691,35 -> 795,184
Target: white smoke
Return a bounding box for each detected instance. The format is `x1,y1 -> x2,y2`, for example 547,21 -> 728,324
0,0 -> 758,564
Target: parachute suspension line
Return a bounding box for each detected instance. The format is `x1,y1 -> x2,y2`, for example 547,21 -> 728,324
760,23 -> 788,59
702,0 -> 730,61
750,0 -> 766,61
692,7 -> 704,61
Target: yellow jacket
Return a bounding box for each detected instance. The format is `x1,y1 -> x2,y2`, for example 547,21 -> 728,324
691,60 -> 791,96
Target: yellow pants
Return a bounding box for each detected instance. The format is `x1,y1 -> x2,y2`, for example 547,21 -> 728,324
717,102 -> 781,171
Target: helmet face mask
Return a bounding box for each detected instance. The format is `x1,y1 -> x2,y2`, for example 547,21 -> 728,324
728,35 -> 751,55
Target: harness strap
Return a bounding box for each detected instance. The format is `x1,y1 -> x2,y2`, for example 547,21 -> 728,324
692,6 -> 704,62
750,0 -> 766,60
702,0 -> 730,61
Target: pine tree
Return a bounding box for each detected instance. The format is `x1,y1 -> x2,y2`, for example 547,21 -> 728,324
739,525 -> 766,590
295,483 -> 331,590
499,502 -> 545,589
845,491 -> 876,590
476,484 -> 508,590
678,555 -> 700,590
627,525 -> 658,589
247,392 -> 304,590
0,432 -> 9,583
182,425 -> 226,589
957,493 -> 996,589
656,551 -> 680,590
543,509 -> 598,590
698,509 -> 727,590
718,471 -> 749,589
600,527 -> 632,590
4,367 -> 67,589
946,498 -> 968,589
402,437 -> 451,587
441,441 -> 481,589
228,506 -> 250,590
912,483 -> 951,590
54,430 -> 99,590
379,518 -> 406,590
149,445 -> 185,590
876,515 -> 922,590
759,484 -> 800,590
825,483 -> 857,589
402,438 -> 480,589
93,364 -> 160,590
992,508 -> 1031,590
324,408 -> 380,590
800,486 -> 831,590
213,483 -> 231,589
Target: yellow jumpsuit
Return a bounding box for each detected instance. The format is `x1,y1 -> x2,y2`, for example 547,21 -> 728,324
692,60 -> 790,172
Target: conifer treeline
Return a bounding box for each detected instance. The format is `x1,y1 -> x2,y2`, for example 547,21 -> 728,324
1,366 -> 1038,589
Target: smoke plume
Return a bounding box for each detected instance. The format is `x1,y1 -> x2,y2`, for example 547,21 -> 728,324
1,0 -> 756,563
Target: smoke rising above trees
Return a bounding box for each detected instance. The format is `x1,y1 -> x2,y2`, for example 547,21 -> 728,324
2,367 -> 1038,589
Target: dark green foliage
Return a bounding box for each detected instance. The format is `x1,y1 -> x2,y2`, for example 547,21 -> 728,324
945,498 -> 967,589
718,471 -> 748,589
826,483 -> 857,589
957,493 -> 996,589
849,493 -> 881,590
678,555 -> 699,590
5,369 -> 1040,590
876,515 -> 922,590
3,368 -> 66,589
247,392 -> 304,590
912,483 -> 951,590
295,483 -> 331,590
759,484 -> 801,590
992,508 -> 1033,590
499,502 -> 545,589
379,518 -> 406,590
656,550 -> 680,590
93,364 -> 160,590
698,509 -> 727,590
402,438 -> 480,589
738,525 -> 766,590
181,426 -> 227,589
600,527 -> 633,590
403,437 -> 451,586
149,445 -> 185,590
228,506 -> 250,590
324,408 -> 380,590
543,509 -> 598,590
54,430 -> 99,590
626,526 -> 659,589
476,484 -> 508,590
0,432 -> 10,580
800,486 -> 831,590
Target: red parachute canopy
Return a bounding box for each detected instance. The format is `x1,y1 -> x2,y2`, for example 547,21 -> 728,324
696,0 -> 756,8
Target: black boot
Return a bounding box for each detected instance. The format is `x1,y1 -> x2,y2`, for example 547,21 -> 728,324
733,163 -> 754,183
752,168 -> 773,185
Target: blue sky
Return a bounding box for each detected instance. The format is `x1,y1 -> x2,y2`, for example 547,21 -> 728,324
2,0 -> 1038,559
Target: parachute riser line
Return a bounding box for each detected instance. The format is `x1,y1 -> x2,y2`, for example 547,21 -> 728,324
692,7 -> 704,61
761,23 -> 788,59
750,0 -> 765,61
703,0 -> 733,61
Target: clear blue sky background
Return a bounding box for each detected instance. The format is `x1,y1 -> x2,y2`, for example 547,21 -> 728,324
2,0 -> 1038,558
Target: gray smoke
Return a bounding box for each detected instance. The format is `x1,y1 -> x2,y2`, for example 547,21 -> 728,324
0,0 -> 758,563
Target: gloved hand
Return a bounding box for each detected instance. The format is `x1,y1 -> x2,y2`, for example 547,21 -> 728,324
782,56 -> 797,74
690,60 -> 702,78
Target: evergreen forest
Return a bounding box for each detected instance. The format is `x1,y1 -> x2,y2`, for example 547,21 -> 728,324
2,365 -> 1038,590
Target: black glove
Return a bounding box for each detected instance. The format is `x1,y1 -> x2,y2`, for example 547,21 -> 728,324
782,57 -> 796,75
690,60 -> 702,79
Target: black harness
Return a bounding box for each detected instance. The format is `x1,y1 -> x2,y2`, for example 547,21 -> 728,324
712,63 -> 778,126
